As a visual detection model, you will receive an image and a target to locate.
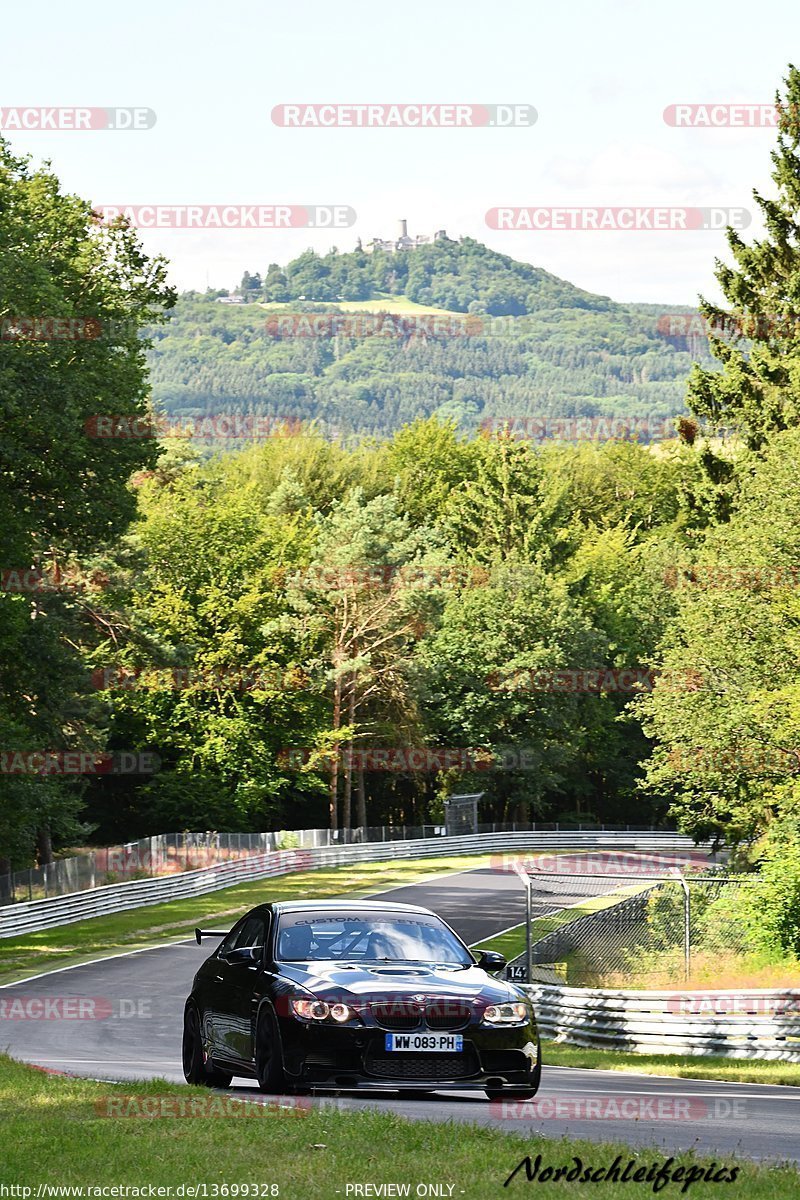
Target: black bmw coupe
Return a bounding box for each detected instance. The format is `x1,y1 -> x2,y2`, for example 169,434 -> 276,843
182,899 -> 541,1098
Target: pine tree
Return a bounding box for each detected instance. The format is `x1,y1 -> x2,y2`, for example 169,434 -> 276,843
688,65 -> 800,448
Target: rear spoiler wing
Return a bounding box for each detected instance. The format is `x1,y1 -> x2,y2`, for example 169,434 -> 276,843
195,928 -> 230,944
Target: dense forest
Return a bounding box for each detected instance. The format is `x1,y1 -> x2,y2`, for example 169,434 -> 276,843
146,244 -> 712,439
6,68 -> 800,942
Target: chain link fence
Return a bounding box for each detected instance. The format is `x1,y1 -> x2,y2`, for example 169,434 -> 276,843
0,830 -> 305,905
507,855 -> 753,986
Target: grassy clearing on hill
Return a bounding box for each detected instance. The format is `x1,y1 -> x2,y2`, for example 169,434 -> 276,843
259,295 -> 455,315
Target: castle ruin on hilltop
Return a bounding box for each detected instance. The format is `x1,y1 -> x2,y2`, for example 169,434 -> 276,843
363,219 -> 449,254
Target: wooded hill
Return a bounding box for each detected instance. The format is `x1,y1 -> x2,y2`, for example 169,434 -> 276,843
146,239 -> 710,439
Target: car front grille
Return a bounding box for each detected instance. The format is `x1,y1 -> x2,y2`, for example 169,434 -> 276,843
370,999 -> 473,1032
365,1048 -> 479,1081
370,1002 -> 421,1031
424,1001 -> 472,1031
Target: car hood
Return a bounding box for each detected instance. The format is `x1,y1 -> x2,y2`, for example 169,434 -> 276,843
277,961 -> 519,1003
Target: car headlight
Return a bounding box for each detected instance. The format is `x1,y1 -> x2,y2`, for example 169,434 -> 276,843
290,999 -> 356,1023
483,1002 -> 529,1025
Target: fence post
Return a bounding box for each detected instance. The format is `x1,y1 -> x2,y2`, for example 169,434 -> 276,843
526,876 -> 533,985
674,869 -> 691,981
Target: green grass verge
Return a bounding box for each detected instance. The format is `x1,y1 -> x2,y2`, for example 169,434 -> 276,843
471,923 -> 529,961
0,854 -> 493,986
543,1039 -> 800,1087
0,1055 -> 795,1196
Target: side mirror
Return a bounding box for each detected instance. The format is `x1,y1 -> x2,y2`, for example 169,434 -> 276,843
225,946 -> 260,967
476,950 -> 507,973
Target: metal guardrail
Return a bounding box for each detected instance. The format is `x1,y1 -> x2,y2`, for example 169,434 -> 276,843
0,829 -> 329,905
0,822 -> 661,905
0,830 -> 702,939
522,983 -> 800,1061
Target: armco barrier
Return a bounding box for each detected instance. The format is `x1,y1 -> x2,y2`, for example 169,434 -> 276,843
522,983 -> 800,1061
0,830 -> 703,939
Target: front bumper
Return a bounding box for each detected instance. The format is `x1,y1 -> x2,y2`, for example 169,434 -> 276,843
277,1017 -> 540,1089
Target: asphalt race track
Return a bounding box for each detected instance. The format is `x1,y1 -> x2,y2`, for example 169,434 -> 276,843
2,858 -> 798,1163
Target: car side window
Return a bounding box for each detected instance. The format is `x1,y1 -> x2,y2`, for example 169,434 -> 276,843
217,920 -> 245,957
232,915 -> 266,953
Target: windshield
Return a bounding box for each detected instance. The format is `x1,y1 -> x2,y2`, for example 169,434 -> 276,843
275,909 -> 472,966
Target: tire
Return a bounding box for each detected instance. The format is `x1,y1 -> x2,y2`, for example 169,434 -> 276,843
485,1041 -> 541,1101
182,1005 -> 232,1089
255,1007 -> 286,1094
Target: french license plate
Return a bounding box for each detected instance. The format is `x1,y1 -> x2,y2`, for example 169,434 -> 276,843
385,1033 -> 463,1052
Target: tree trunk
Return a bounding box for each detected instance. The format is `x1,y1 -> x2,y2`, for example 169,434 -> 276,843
329,676 -> 341,832
342,681 -> 356,836
342,763 -> 352,835
37,824 -> 54,866
356,758 -> 367,832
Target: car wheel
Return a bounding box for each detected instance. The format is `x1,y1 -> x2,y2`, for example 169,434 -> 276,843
182,1005 -> 232,1089
255,1007 -> 286,1093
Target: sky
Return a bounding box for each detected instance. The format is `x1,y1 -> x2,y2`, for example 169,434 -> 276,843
1,0 -> 798,305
